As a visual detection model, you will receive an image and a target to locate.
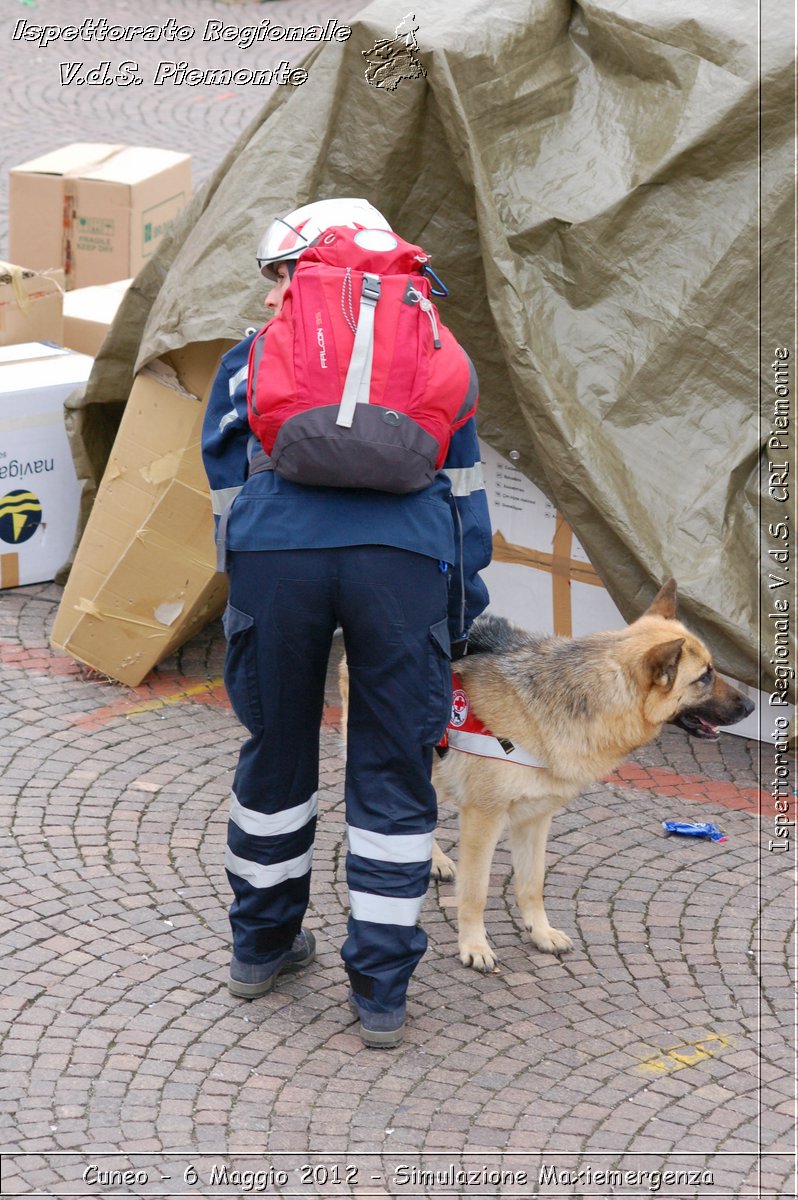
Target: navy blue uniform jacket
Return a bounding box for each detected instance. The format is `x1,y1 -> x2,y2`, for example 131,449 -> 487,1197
201,335 -> 492,642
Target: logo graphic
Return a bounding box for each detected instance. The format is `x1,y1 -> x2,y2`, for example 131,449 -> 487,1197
450,686 -> 469,728
0,489 -> 43,544
363,13 -> 426,91
78,217 -> 114,236
316,327 -> 328,369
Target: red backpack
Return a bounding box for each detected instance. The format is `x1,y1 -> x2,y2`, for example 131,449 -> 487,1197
246,225 -> 478,492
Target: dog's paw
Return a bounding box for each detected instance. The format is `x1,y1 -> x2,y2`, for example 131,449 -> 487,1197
431,846 -> 456,882
526,925 -> 574,956
458,940 -> 497,972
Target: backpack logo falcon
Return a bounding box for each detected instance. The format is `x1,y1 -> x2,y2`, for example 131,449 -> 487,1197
246,225 -> 478,493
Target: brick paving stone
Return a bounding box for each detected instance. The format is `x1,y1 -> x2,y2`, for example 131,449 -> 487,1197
0,17 -> 789,1187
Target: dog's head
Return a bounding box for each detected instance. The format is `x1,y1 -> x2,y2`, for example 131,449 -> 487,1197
633,580 -> 755,740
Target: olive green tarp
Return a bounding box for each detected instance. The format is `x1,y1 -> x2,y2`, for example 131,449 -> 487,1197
73,0 -> 793,693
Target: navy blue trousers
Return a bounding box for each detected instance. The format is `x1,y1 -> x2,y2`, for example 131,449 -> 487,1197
223,545 -> 452,1013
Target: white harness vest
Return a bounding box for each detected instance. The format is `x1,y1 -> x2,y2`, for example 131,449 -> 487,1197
440,673 -> 546,769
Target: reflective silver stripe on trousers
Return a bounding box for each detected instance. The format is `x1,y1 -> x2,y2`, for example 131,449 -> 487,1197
228,364 -> 248,396
348,890 -> 425,926
347,826 -> 433,864
211,485 -> 243,516
443,462 -> 485,497
225,846 -> 313,889
230,791 -> 318,838
219,408 -> 239,432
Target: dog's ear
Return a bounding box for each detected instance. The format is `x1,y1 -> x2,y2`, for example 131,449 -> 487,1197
643,578 -> 678,620
645,638 -> 685,690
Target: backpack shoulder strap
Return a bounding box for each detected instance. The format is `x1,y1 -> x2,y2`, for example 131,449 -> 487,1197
336,272 -> 382,429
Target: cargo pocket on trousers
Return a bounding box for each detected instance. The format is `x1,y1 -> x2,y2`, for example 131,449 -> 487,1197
422,616 -> 453,745
223,603 -> 263,735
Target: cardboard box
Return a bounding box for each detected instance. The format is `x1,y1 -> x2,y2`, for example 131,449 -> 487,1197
0,265 -> 64,347
50,340 -> 233,685
9,143 -> 191,289
63,278 -> 132,357
0,342 -> 93,588
479,441 -> 772,741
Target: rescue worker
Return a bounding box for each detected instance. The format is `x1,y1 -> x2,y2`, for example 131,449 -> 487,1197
202,198 -> 492,1048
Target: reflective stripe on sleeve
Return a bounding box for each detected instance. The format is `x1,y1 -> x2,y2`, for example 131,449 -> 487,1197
443,463 -> 485,496
347,826 -> 433,864
348,890 -> 425,926
211,485 -> 243,516
225,846 -> 313,889
229,791 -> 318,838
228,364 -> 248,396
219,408 -> 240,432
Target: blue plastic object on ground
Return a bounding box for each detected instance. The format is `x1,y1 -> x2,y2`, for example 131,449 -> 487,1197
663,820 -> 726,842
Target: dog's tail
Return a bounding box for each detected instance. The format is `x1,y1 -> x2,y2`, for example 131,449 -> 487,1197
467,612 -> 534,656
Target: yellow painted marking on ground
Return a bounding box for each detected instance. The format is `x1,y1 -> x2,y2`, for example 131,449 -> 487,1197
638,1033 -> 732,1075
125,678 -> 224,716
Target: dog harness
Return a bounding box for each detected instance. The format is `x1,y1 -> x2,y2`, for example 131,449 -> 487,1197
437,672 -> 546,768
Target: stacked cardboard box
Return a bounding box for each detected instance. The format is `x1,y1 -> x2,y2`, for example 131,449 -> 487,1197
63,279 -> 133,357
0,265 -> 64,347
9,143 -> 191,289
50,340 -> 233,685
0,343 -> 93,588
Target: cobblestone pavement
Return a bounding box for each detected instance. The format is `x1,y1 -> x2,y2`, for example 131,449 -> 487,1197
0,583 -> 792,1199
0,2 -> 794,1198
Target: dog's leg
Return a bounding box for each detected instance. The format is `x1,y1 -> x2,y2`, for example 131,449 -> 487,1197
429,763 -> 456,881
456,804 -> 506,971
508,807 -> 573,956
431,838 -> 455,881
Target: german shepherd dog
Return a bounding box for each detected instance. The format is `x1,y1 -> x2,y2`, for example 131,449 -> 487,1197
340,581 -> 754,972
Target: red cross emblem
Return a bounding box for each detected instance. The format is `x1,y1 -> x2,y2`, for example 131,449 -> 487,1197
450,687 -> 469,728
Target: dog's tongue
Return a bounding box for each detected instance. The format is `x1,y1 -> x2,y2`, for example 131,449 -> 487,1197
696,716 -> 720,740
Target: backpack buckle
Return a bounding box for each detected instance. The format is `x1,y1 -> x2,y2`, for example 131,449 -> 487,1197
361,273 -> 381,304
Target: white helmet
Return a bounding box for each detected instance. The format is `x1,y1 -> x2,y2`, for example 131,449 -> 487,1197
256,197 -> 392,279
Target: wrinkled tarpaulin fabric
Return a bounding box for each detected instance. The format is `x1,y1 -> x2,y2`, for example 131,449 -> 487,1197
74,0 -> 792,691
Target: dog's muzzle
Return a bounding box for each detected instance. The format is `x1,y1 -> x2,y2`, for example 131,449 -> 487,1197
671,692 -> 755,740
